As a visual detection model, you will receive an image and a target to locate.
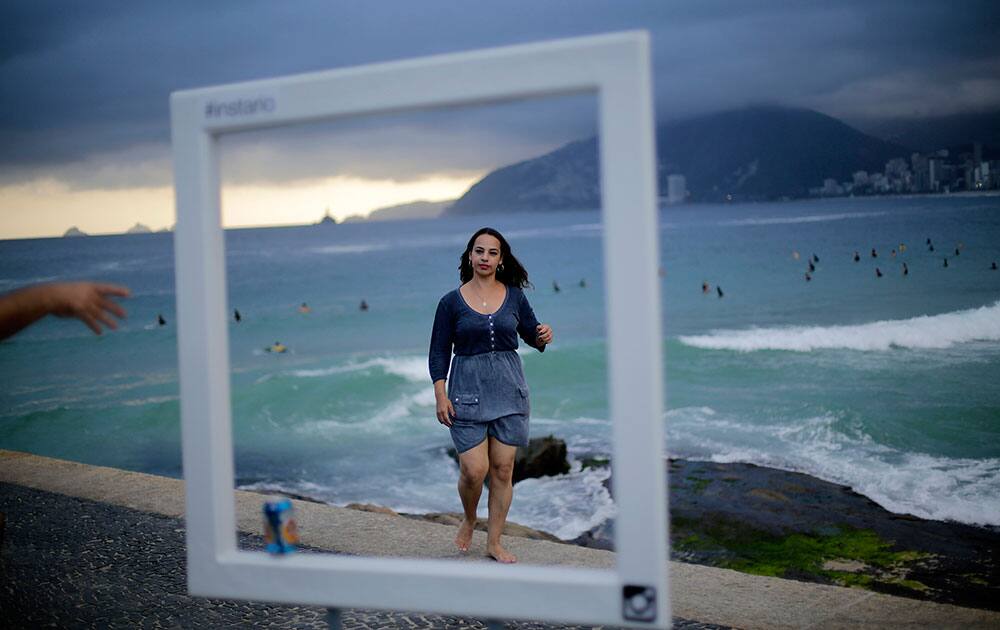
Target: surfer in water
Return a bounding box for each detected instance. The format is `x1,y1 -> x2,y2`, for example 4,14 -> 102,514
234,309 -> 242,323
157,313 -> 166,326
875,267 -> 883,278
717,286 -> 724,298
903,263 -> 909,277
853,251 -> 860,262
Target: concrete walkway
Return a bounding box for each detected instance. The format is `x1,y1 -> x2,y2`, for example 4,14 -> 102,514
2,449 -> 998,629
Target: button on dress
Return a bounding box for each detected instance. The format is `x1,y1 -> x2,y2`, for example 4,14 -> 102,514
428,286 -> 545,422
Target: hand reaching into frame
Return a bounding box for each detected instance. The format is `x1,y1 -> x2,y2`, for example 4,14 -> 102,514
0,281 -> 131,340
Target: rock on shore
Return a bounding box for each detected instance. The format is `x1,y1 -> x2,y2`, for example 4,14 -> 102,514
446,435 -> 571,483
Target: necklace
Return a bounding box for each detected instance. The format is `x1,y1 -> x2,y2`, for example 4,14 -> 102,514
471,285 -> 489,308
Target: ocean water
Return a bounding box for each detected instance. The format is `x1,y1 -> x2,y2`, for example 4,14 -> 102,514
2,195 -> 999,538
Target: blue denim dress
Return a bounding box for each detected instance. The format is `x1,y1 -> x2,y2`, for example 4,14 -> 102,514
428,286 -> 545,422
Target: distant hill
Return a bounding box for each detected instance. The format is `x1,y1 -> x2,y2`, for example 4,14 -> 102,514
125,222 -> 152,234
656,106 -> 907,201
446,106 -> 910,212
447,138 -> 598,214
344,199 -> 453,223
63,226 -> 87,237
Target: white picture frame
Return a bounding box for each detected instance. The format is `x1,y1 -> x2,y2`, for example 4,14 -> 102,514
171,31 -> 667,627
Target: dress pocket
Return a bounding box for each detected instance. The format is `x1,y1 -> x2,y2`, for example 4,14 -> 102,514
451,393 -> 480,419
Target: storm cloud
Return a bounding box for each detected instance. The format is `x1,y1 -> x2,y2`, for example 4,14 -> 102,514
2,0 -> 998,188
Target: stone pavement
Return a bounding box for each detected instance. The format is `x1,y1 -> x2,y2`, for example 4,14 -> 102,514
3,450 -> 1000,629
0,484 -> 718,629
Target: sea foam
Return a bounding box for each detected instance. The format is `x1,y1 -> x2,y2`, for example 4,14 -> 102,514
287,355 -> 426,382
666,406 -> 1000,527
718,211 -> 887,227
679,301 -> 1000,352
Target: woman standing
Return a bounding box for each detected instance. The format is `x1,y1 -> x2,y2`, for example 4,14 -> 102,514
428,227 -> 553,563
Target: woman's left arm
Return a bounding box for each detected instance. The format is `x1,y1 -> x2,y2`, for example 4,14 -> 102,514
515,290 -> 552,352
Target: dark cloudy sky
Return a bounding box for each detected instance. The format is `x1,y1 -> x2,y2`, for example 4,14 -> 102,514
1,1 -> 998,236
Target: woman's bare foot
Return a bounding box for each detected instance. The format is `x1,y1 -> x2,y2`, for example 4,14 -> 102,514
455,518 -> 475,552
487,542 -> 517,564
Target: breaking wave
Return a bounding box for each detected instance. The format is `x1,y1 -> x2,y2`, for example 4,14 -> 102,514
679,301 -> 1000,352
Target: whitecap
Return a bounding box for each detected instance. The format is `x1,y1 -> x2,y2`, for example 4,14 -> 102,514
308,243 -> 390,255
287,355 -> 426,382
678,301 -> 1000,352
121,395 -> 178,407
293,387 -> 435,438
718,211 -> 887,227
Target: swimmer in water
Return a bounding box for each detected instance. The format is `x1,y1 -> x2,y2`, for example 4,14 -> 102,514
267,341 -> 287,353
875,267 -> 883,278
157,313 -> 166,326
808,261 -> 815,272
359,299 -> 369,311
943,258 -> 948,268
853,251 -> 860,262
992,261 -> 998,270
234,309 -> 242,323
812,253 -> 819,263
955,247 -> 960,256
805,272 -> 812,282
702,281 -> 710,294
891,249 -> 896,257
579,278 -> 587,288
926,238 -> 932,245
903,263 -> 909,276
716,286 -> 724,298
929,243 -> 935,252
298,302 -> 311,314
553,281 -> 561,293
900,243 -> 906,252
871,248 -> 878,258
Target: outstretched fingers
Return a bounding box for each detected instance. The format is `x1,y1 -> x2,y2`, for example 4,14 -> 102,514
93,306 -> 119,331
79,312 -> 103,335
95,283 -> 131,299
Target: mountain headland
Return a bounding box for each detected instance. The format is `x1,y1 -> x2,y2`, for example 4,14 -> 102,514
447,105 -> 996,214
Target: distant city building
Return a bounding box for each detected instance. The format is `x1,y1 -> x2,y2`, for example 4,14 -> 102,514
666,174 -> 687,205
809,139 -> 1000,199
975,162 -> 992,190
928,157 -> 943,192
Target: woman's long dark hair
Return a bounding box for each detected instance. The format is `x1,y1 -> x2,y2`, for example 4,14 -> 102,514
459,227 -> 531,288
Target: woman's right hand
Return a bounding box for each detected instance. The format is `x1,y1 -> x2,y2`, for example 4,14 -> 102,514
436,394 -> 456,427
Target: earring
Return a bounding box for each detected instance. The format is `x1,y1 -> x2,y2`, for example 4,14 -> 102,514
498,263 -> 504,272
